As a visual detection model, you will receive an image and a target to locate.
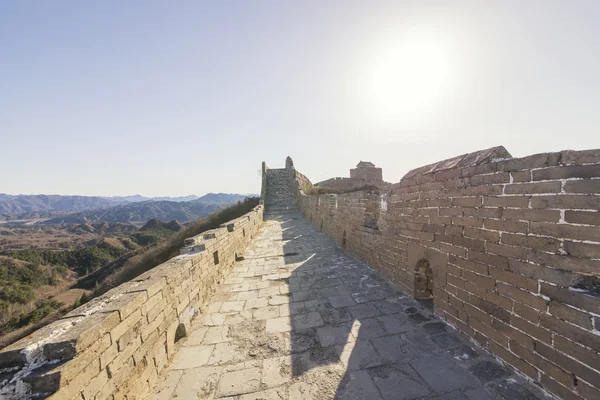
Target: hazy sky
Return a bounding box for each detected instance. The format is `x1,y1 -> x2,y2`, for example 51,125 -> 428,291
1,1 -> 599,197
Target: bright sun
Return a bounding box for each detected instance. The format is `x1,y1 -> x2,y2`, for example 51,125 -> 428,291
365,29 -> 456,128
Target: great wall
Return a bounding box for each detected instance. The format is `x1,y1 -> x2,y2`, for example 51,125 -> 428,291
0,146 -> 599,400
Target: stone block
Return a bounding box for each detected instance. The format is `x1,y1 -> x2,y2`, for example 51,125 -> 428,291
411,354 -> 478,392
262,356 -> 292,388
564,179 -> 600,194
170,345 -> 213,370
451,197 -> 483,207
338,370 -> 383,399
203,326 -> 231,344
565,210 -> 600,225
328,294 -> 356,308
216,367 -> 261,397
252,306 -> 280,320
335,341 -> 383,371
559,149 -> 600,165
265,316 -> 292,332
502,208 -> 561,222
292,311 -> 324,329
208,342 -> 246,365
496,153 -> 548,171
483,196 -> 529,208
531,195 -> 600,210
370,364 -> 429,400
372,335 -> 420,363
348,318 -> 387,340
504,182 -> 561,194
483,219 -> 528,234
347,303 -> 381,319
533,165 -> 600,181
168,367 -> 219,400
376,314 -> 413,334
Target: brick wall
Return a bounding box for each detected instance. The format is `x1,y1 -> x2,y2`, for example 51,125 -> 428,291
293,168 -> 312,194
0,205 -> 264,400
296,148 -> 600,400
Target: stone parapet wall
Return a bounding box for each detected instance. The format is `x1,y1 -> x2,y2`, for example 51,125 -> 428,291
295,148 -> 600,400
294,169 -> 312,194
260,161 -> 268,204
0,205 -> 264,400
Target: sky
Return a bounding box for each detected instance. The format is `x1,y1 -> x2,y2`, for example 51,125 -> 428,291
1,1 -> 599,197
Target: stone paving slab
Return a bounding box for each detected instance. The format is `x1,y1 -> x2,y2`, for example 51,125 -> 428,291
153,211 -> 549,400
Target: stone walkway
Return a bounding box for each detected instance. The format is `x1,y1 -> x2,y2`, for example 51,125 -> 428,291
153,211 -> 547,400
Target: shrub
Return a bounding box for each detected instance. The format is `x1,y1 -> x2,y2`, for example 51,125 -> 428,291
98,197 -> 260,293
0,300 -> 63,336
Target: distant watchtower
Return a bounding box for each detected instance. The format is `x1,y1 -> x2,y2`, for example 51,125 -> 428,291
349,161 -> 383,183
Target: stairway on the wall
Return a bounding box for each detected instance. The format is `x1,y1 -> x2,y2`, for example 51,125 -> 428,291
264,168 -> 296,212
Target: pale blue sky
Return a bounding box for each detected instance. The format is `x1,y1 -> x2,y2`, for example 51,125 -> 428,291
1,1 -> 599,196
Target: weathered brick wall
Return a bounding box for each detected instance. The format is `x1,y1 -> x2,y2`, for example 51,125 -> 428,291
296,148 -> 600,400
293,168 -> 312,194
0,205 -> 264,400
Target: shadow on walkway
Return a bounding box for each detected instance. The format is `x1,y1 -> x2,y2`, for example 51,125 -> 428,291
266,210 -> 543,400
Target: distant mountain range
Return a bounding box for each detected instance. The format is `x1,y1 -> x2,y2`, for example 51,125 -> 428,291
193,193 -> 250,204
0,194 -> 117,215
42,201 -> 224,224
0,193 -> 257,223
100,193 -> 252,204
102,195 -> 200,203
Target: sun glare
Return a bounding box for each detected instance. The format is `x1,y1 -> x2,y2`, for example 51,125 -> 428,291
364,28 -> 457,128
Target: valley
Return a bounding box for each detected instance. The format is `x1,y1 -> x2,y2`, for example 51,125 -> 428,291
0,192 -> 258,347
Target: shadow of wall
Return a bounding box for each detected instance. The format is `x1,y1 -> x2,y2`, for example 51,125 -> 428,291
265,210 -> 411,398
